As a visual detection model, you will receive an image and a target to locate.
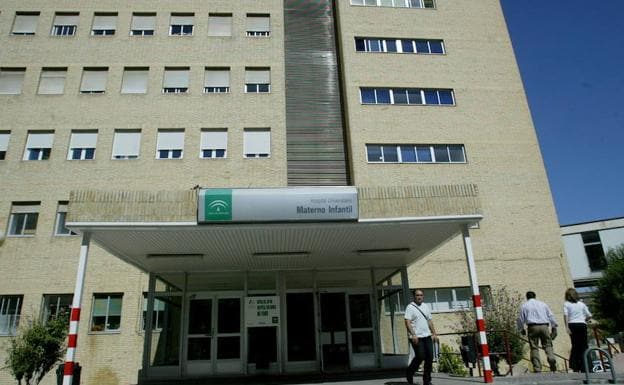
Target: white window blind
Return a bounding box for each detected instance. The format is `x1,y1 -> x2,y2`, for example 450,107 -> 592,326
26,132 -> 54,148
54,14 -> 79,26
156,130 -> 185,150
131,14 -> 155,30
112,130 -> 141,158
57,202 -> 68,213
163,69 -> 189,88
11,203 -> 40,214
0,69 -> 25,94
13,14 -> 38,34
204,69 -> 230,88
121,68 -> 148,93
201,129 -> 227,150
38,69 -> 66,94
69,131 -> 97,148
244,129 -> 270,156
93,14 -> 117,30
245,69 -> 270,83
0,132 -> 9,152
247,15 -> 270,32
81,69 -> 108,92
208,15 -> 232,36
171,15 -> 193,25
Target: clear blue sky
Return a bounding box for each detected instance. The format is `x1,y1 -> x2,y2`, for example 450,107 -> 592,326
500,0 -> 624,225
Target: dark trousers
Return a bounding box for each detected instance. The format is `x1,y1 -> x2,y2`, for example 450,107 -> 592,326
568,323 -> 588,372
407,336 -> 433,385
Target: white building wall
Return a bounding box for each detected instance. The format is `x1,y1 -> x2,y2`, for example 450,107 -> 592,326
561,217 -> 624,281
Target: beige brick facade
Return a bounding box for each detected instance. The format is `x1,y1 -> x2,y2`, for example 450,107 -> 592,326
0,1 -> 572,384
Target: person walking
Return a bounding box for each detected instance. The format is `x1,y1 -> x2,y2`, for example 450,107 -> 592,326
563,288 -> 592,372
404,289 -> 438,385
517,291 -> 558,373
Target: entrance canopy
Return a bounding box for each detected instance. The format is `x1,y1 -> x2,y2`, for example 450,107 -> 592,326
62,185 -> 494,383
67,215 -> 481,273
66,184 -> 482,274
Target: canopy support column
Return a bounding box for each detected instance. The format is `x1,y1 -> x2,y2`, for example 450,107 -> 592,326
462,225 -> 493,383
63,232 -> 91,385
142,273 -> 156,377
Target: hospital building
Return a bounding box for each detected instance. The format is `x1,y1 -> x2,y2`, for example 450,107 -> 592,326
0,1 -> 573,384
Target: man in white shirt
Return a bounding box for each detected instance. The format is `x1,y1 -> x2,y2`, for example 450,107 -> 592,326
404,289 -> 437,385
517,291 -> 558,372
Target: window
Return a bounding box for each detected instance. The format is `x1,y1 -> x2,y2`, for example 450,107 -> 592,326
170,13 -> 194,36
80,68 -> 108,94
355,37 -> 444,54
200,129 -> 227,158
38,68 -> 67,94
51,13 -> 78,36
204,68 -> 230,93
244,128 -> 270,158
55,201 -> 77,235
156,129 -> 184,159
246,14 -> 270,37
68,130 -> 97,160
162,67 -> 189,93
245,68 -> 270,93
92,13 -> 117,36
382,287 -> 405,314
42,294 -> 73,323
366,144 -> 466,163
8,202 -> 40,236
142,294 -> 166,330
0,131 -> 9,160
23,131 -> 54,161
422,287 -> 469,312
0,68 -> 26,95
582,231 -> 608,271
360,87 -> 454,105
350,0 -> 435,8
91,294 -> 122,332
121,67 -> 149,94
12,12 -> 39,35
0,295 -> 23,335
208,14 -> 232,36
111,129 -> 141,159
382,286 -> 489,314
130,13 -> 155,36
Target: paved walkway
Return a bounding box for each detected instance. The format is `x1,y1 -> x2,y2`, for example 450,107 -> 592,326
290,353 -> 624,385
141,354 -> 623,385
291,370 -> 624,385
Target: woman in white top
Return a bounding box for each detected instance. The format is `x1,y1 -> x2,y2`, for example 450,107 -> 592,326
563,288 -> 592,372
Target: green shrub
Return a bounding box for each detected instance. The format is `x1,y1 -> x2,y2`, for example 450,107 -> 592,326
437,343 -> 468,376
455,286 -> 525,366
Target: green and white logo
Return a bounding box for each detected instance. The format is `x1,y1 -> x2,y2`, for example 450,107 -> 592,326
203,189 -> 232,221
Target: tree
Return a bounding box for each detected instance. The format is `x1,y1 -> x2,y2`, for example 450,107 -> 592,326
456,287 -> 525,368
592,244 -> 624,335
4,315 -> 67,385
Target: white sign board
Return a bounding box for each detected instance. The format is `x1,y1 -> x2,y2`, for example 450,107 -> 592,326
198,187 -> 358,223
245,296 -> 280,327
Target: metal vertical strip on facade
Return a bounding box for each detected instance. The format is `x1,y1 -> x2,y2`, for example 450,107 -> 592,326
284,0 -> 349,186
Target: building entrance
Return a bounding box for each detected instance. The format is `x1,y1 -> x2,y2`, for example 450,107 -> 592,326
185,293 -> 242,376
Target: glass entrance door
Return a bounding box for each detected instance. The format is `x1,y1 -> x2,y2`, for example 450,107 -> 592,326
319,293 -> 349,372
348,293 -> 376,368
318,292 -> 377,372
186,294 -> 242,376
